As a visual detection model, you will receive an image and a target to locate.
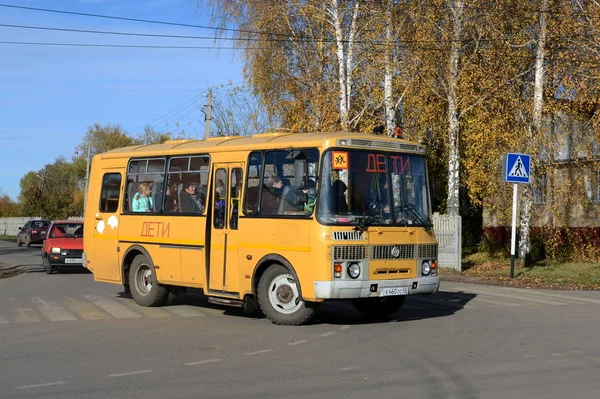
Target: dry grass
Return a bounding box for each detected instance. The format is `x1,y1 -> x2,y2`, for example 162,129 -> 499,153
439,253 -> 600,290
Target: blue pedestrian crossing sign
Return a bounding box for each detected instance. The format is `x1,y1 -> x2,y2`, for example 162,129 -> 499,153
503,153 -> 531,184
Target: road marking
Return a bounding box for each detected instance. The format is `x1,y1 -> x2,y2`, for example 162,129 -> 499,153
339,325 -> 350,330
450,285 -> 600,305
109,370 -> 153,378
288,340 -> 308,346
472,296 -> 524,307
115,298 -> 171,318
416,296 -> 466,309
163,306 -> 205,318
62,297 -> 110,320
244,349 -> 273,356
454,288 -> 568,306
184,359 -> 220,366
14,308 -> 42,323
0,310 -> 9,324
83,295 -> 142,319
16,381 -> 67,389
31,297 -> 77,322
320,332 -> 336,337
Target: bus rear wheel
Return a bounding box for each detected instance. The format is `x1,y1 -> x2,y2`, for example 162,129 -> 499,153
351,296 -> 406,319
257,265 -> 315,326
129,254 -> 168,307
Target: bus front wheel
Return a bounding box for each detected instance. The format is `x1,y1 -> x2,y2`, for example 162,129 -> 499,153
129,254 -> 168,307
351,296 -> 406,319
257,265 -> 315,326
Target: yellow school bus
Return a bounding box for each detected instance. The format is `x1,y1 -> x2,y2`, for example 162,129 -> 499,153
83,131 -> 440,325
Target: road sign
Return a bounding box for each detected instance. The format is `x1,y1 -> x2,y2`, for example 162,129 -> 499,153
503,153 -> 530,184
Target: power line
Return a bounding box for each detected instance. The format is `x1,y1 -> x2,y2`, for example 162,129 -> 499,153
0,41 -> 250,49
0,3 -> 293,38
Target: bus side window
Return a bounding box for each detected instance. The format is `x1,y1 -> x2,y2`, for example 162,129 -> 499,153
99,173 -> 122,213
230,168 -> 243,229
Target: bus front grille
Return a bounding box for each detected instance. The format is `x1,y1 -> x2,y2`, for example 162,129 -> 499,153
371,245 -> 415,260
418,244 -> 438,258
333,245 -> 367,260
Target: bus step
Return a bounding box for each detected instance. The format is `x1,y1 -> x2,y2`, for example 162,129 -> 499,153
208,297 -> 244,308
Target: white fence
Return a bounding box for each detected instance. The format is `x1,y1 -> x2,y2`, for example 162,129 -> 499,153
432,212 -> 462,271
0,217 -> 43,236
0,216 -> 83,236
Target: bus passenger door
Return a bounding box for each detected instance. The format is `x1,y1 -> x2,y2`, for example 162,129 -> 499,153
92,171 -> 123,282
209,163 -> 244,294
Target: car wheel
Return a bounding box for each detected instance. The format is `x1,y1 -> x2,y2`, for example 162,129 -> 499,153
43,255 -> 53,275
129,254 -> 169,307
257,264 -> 315,326
25,235 -> 31,247
17,237 -> 22,247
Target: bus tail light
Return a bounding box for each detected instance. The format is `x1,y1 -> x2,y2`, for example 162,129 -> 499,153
334,263 -> 342,278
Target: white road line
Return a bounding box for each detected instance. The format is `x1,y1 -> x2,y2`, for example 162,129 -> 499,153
339,325 -> 350,330
449,285 -> 600,305
0,310 -> 9,324
288,340 -> 308,346
16,381 -> 67,389
163,306 -> 205,318
109,370 -> 153,378
455,289 -> 568,306
30,297 -> 77,321
83,295 -> 142,319
184,359 -> 220,366
244,349 -> 273,356
321,332 -> 336,337
472,296 -> 524,307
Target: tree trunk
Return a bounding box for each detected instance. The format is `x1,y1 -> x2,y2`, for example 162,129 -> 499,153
384,0 -> 394,135
446,0 -> 463,216
519,0 -> 548,262
331,0 -> 349,131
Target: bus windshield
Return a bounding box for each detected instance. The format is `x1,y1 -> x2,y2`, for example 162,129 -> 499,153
317,149 -> 431,227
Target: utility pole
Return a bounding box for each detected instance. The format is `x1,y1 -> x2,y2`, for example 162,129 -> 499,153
203,88 -> 213,138
83,145 -> 92,214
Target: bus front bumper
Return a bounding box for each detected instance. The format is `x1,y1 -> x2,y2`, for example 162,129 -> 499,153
313,276 -> 440,299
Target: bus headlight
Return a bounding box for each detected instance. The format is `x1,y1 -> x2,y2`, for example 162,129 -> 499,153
422,261 -> 431,276
347,263 -> 361,279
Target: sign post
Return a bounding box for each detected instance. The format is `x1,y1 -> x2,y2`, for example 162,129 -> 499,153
502,153 -> 531,279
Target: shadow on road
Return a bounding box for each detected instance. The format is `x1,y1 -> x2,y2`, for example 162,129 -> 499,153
113,288 -> 477,326
0,245 -> 41,256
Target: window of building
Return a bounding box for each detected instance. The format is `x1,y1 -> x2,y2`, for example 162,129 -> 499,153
533,171 -> 547,205
124,158 -> 166,213
99,173 -> 122,213
588,168 -> 600,203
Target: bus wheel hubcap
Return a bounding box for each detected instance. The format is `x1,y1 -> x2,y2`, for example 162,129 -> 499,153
268,274 -> 301,314
136,265 -> 153,296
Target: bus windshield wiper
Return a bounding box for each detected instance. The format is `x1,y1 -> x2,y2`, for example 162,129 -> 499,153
354,199 -> 380,231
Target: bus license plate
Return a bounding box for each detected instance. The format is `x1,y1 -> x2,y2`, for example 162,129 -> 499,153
65,258 -> 82,264
379,287 -> 409,297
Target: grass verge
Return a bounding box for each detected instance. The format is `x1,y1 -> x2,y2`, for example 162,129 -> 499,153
0,235 -> 16,242
439,252 -> 600,290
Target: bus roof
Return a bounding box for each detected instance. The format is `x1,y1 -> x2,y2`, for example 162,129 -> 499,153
98,131 -> 424,159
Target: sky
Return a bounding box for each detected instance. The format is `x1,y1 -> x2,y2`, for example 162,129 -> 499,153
0,0 -> 245,201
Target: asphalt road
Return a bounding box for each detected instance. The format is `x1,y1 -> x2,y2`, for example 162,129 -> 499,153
1,240 -> 600,398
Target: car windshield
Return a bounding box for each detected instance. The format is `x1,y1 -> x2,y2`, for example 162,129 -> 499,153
50,224 -> 84,238
317,149 -> 431,227
31,221 -> 50,229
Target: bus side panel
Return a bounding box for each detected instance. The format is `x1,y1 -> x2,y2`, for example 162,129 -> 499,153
237,218 -> 321,300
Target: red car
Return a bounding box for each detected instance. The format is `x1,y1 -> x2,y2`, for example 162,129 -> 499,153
17,220 -> 51,247
42,220 -> 84,274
